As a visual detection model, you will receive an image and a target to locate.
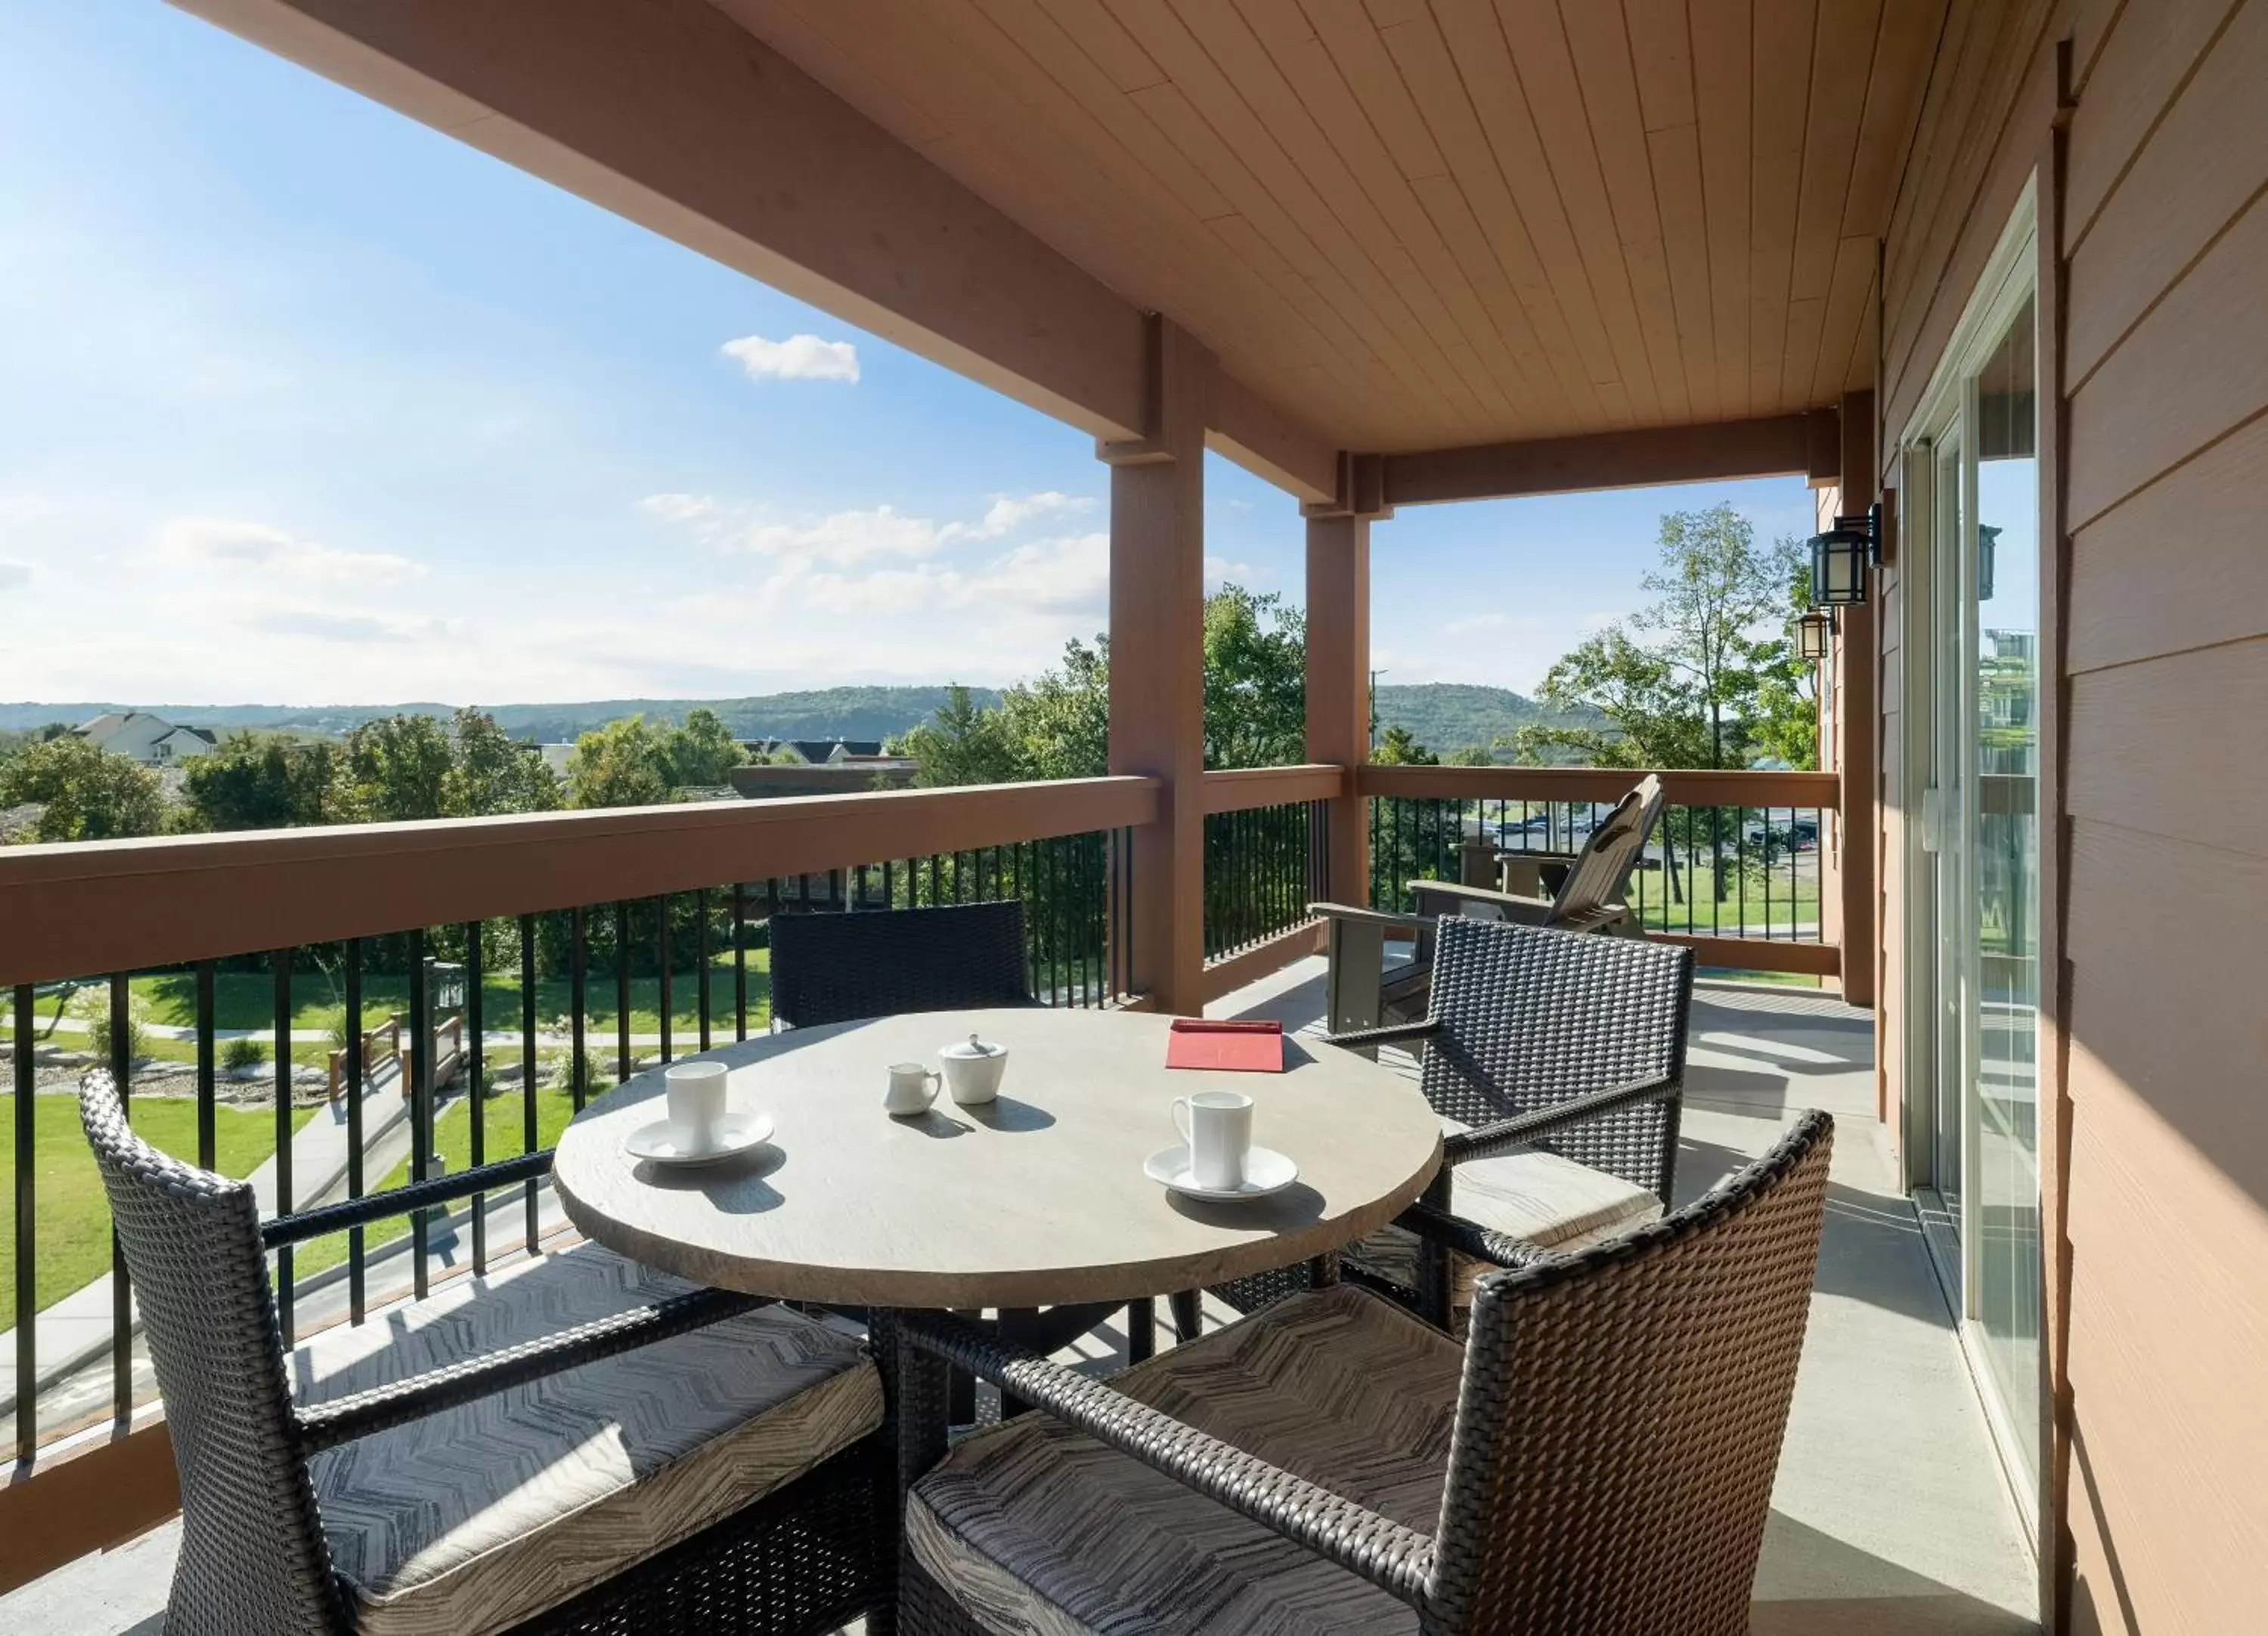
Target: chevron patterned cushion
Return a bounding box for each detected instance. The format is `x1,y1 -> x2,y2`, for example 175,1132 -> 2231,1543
1352,1139 -> 1662,1307
909,1284 -> 1460,1634
289,1243 -> 881,1636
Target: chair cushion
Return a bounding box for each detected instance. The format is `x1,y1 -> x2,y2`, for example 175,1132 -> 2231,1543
290,1242 -> 881,1636
908,1284 -> 1459,1635
1350,1141 -> 1663,1306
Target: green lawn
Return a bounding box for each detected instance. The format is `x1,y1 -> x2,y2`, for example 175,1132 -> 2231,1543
289,1077 -> 591,1281
0,1094 -> 315,1315
1625,858 -> 1822,937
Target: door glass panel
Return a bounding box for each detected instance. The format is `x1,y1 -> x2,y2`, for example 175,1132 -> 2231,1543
1969,294 -> 2040,1476
1932,436 -> 1966,1212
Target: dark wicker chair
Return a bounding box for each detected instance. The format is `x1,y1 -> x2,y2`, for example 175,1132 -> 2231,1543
770,899 -> 1035,1028
1215,916 -> 1695,1328
78,1070 -> 888,1636
887,1109 -> 1833,1636
1311,773 -> 1666,1036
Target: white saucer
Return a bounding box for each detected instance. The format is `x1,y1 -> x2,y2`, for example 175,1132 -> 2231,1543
1143,1144 -> 1299,1202
625,1110 -> 774,1167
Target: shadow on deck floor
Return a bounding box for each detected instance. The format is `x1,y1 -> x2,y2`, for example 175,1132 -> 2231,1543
2,961 -> 2037,1634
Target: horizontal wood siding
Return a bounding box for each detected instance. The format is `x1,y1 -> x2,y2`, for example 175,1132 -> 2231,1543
1882,2 -> 2268,1627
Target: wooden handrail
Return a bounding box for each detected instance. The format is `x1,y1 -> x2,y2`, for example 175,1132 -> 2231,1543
1358,764 -> 1841,809
0,776 -> 1161,988
1199,764 -> 1347,813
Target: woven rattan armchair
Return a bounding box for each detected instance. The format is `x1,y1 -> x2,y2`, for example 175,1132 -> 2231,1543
78,1070 -> 888,1636
769,898 -> 1035,1029
885,1109 -> 1833,1635
1312,773 -> 1665,1036
1213,916 -> 1694,1329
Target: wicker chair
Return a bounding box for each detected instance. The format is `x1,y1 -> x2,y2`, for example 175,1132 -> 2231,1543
78,1070 -> 888,1636
1215,916 -> 1694,1329
887,1109 -> 1834,1636
1312,773 -> 1665,1036
770,899 -> 1035,1029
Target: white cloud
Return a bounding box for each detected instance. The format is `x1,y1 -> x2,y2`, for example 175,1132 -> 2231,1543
0,560 -> 29,590
1204,555 -> 1258,587
1445,612 -> 1509,636
720,333 -> 861,383
152,518 -> 423,584
640,488 -> 1102,569
947,491 -> 1095,541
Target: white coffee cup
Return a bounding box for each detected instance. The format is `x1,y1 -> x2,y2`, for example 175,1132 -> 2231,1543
883,1061 -> 941,1117
1173,1090 -> 1254,1191
665,1061 -> 730,1151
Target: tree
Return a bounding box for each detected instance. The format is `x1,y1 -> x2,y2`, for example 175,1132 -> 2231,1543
1511,504 -> 1809,771
180,733 -> 341,831
1445,744 -> 1495,766
661,707 -> 750,788
333,714 -> 455,822
0,736 -> 166,841
565,715 -> 673,810
444,708 -> 559,816
901,584 -> 1306,787
1371,724 -> 1438,767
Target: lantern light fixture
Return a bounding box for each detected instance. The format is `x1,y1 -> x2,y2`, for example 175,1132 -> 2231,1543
1808,503 -> 1880,606
1796,607 -> 1834,664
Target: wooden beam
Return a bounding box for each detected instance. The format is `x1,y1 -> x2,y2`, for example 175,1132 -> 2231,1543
1655,934 -> 1840,978
0,776 -> 1160,988
1105,317 -> 1212,1014
1380,413 -> 1819,506
1198,765 -> 1349,815
1807,406 -> 1845,487
1836,389 -> 1879,1009
1207,375 -> 1340,505
1306,513 -> 1372,906
174,0 -> 1149,438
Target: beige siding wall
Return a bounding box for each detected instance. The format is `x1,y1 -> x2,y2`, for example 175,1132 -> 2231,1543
1878,1 -> 2268,1629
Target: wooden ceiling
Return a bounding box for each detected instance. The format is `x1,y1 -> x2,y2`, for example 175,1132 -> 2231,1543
708,0 -> 1945,454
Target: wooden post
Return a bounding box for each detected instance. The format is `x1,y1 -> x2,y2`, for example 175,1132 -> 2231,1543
1837,389 -> 1879,1009
1302,457 -> 1378,909
1102,316 -> 1211,1014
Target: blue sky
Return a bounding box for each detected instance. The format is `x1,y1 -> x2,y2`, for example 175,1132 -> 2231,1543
0,1 -> 1817,708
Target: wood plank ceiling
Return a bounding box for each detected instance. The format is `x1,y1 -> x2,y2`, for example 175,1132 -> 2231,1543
708,0 -> 1944,454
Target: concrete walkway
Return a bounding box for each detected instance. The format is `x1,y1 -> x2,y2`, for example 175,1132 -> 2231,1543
2,959 -> 2037,1635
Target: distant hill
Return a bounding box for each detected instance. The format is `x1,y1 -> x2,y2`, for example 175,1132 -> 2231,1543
1,680 -> 1578,758
0,687 -> 999,744
1371,683 -> 1588,760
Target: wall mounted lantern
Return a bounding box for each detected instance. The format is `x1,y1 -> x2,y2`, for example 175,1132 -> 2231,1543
1796,607 -> 1834,664
1808,503 -> 1880,606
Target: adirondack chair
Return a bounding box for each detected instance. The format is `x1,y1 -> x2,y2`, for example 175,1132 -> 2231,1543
1311,773 -> 1666,1036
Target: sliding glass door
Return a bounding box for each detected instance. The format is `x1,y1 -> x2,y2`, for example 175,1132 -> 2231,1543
1907,218 -> 2043,1520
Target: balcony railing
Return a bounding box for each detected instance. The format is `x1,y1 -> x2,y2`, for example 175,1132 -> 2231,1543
1359,764 -> 1844,978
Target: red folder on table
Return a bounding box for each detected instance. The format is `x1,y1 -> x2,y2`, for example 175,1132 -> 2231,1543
1165,1018 -> 1284,1073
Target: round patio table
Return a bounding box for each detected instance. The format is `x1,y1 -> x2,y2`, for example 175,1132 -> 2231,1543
551,1007 -> 1442,1312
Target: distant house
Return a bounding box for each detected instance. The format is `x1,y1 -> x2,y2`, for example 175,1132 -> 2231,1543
743,737 -> 888,764
72,711 -> 217,766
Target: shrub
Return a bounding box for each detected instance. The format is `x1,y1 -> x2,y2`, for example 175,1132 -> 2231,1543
70,987 -> 150,1067
222,1035 -> 266,1074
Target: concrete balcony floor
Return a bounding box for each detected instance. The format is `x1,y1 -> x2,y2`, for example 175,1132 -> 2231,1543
2,959 -> 2037,1635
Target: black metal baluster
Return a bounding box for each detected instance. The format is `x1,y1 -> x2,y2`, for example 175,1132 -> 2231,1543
13,984 -> 34,1461
271,956 -> 293,1349
697,888 -> 712,1052
408,928 -> 430,1300
658,896 -> 674,1064
106,971 -> 136,1414
615,903 -> 632,1084
466,924 -> 486,1274
733,884 -> 749,1041
345,940 -> 365,1325
196,960 -> 216,1171
521,915 -> 539,1252
570,906 -> 587,1111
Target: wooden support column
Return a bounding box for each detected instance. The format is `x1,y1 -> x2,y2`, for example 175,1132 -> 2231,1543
1837,389 -> 1879,1009
1303,453 -> 1386,909
1103,317 -> 1211,1014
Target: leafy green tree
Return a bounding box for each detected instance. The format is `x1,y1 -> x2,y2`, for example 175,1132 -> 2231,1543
334,714 -> 456,822
661,707 -> 750,788
902,685 -> 1018,787
180,733 -> 341,830
1201,587 -> 1306,770
1371,724 -> 1438,766
444,708 -> 559,816
0,736 -> 167,841
994,638 -> 1111,781
565,716 -> 673,809
1511,504 -> 1808,771
1445,744 -> 1495,766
